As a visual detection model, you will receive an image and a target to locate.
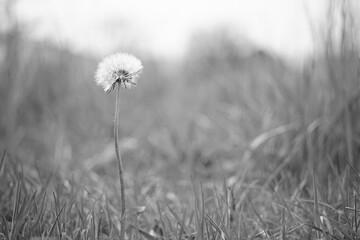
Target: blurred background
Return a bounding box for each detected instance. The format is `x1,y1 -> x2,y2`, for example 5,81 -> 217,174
1,0 -> 360,188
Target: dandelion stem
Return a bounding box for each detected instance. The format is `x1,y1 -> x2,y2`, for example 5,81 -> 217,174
114,83 -> 126,239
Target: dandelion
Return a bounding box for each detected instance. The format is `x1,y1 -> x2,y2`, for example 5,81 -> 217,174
94,52 -> 143,240
95,52 -> 143,92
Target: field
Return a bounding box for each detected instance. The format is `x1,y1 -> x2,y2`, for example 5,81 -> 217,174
1,6 -> 360,240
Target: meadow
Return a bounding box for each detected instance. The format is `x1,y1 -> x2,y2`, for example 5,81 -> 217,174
1,12 -> 360,240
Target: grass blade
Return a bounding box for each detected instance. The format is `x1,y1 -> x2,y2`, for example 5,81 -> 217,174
0,150 -> 6,172
47,202 -> 66,237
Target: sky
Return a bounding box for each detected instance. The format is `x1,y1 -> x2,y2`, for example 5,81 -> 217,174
14,0 -> 329,61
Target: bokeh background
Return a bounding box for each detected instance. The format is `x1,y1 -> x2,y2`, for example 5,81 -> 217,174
1,0 -> 360,192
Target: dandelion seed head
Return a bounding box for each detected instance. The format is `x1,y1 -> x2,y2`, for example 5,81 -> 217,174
95,52 -> 143,92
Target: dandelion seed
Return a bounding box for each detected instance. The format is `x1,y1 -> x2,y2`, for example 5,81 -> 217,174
93,52 -> 143,240
95,52 -> 143,92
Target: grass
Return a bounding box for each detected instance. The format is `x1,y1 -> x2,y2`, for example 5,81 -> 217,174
1,147 -> 360,240
1,6 -> 360,238
1,48 -> 360,239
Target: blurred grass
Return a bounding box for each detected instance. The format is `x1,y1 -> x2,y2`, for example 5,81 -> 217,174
1,21 -> 359,181
1,1 -> 360,239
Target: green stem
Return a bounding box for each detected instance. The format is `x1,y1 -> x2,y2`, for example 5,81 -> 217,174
114,83 -> 126,239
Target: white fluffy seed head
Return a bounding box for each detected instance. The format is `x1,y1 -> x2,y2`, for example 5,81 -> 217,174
95,52 -> 143,92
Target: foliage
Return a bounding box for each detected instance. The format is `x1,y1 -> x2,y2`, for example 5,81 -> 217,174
1,1 -> 360,239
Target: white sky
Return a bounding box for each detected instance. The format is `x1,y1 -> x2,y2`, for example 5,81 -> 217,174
15,0 -> 328,60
